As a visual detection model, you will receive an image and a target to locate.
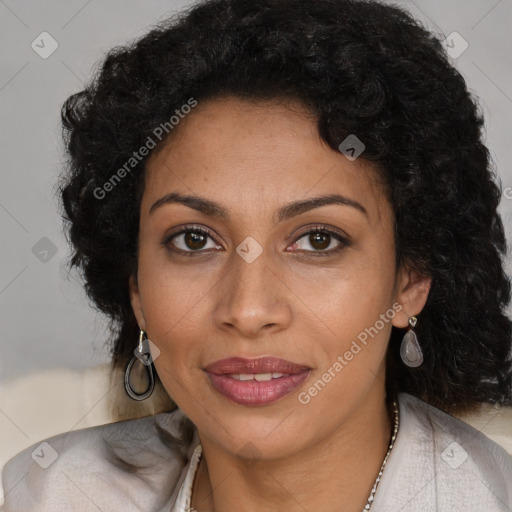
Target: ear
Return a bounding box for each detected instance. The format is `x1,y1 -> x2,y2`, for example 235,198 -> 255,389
391,263 -> 432,329
129,274 -> 147,331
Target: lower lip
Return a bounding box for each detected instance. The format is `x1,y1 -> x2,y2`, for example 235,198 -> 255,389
205,370 -> 310,406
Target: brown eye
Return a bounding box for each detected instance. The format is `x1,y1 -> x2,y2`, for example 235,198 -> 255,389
184,231 -> 208,250
308,232 -> 331,250
162,225 -> 221,254
289,226 -> 351,256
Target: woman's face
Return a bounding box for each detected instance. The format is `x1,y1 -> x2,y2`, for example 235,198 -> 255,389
130,96 -> 430,459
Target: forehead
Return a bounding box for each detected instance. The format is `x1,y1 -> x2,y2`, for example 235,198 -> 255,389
143,96 -> 391,227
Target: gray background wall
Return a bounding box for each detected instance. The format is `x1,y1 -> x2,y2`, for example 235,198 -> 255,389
1,0 -> 511,383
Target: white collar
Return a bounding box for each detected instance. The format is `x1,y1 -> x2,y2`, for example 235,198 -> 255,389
171,443 -> 203,512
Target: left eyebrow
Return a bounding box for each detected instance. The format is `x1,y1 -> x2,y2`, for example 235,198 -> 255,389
148,192 -> 368,223
274,194 -> 368,223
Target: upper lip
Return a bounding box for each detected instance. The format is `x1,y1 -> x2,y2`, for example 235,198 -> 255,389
205,356 -> 311,375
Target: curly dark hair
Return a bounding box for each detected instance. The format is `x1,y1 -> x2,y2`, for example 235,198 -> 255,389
57,0 -> 512,415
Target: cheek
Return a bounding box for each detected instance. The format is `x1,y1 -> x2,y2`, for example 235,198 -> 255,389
296,245 -> 397,378
291,242 -> 395,327
137,235 -> 212,312
139,269 -> 208,403
135,252 -> 214,370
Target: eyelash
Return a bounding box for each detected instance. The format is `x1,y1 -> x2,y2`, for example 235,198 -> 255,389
161,223 -> 351,258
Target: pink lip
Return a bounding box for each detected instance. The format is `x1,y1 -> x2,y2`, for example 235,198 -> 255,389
204,357 -> 311,406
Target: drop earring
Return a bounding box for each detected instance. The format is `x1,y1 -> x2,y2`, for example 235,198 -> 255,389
124,329 -> 155,401
400,316 -> 423,367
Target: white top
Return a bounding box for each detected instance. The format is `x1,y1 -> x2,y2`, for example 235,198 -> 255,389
171,444 -> 202,512
1,392 -> 512,511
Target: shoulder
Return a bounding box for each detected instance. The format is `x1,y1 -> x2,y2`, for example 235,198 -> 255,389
1,407 -> 199,512
402,392 -> 512,474
373,392 -> 512,512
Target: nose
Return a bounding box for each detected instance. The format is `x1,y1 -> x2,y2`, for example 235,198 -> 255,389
213,246 -> 292,338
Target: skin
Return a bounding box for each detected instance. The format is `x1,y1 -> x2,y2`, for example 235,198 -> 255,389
129,95 -> 431,512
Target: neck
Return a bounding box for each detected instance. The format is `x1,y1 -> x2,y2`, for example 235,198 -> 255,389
191,390 -> 395,512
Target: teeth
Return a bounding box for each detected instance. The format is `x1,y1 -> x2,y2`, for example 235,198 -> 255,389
254,373 -> 273,382
229,372 -> 286,381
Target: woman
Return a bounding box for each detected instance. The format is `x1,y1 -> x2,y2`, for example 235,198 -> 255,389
2,0 -> 512,510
